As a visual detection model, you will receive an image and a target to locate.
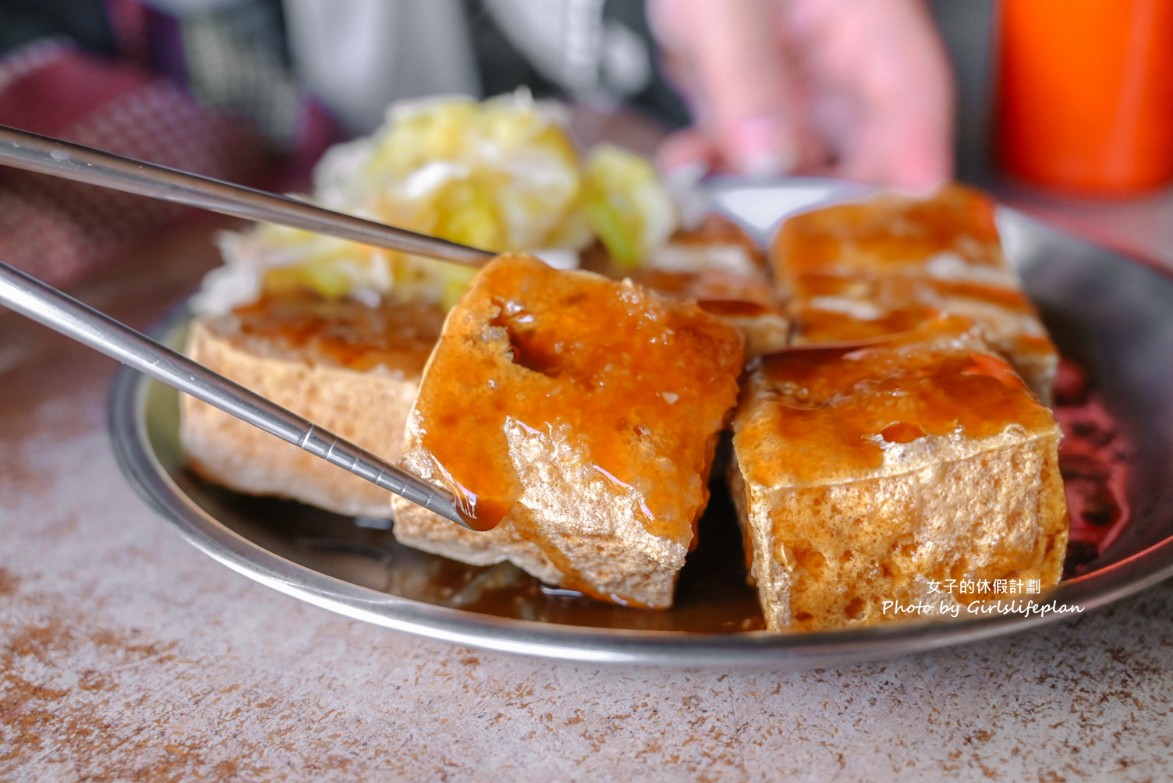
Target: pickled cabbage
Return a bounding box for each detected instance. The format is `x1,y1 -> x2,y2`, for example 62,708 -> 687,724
196,90 -> 682,314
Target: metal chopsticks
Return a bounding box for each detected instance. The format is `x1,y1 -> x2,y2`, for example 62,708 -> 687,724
0,124 -> 492,527
0,124 -> 495,267
0,257 -> 470,528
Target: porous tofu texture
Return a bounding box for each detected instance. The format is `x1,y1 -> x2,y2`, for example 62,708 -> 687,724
181,295 -> 444,518
392,253 -> 745,609
728,319 -> 1069,631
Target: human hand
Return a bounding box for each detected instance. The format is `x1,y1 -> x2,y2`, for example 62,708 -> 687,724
648,0 -> 955,190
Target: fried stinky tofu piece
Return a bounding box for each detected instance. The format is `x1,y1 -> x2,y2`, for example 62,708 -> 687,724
181,293 -> 444,518
770,185 -> 1058,402
391,253 -> 745,609
727,318 -> 1069,632
771,184 -> 1008,280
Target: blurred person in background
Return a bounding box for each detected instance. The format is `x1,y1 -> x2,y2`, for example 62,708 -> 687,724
0,0 -> 954,286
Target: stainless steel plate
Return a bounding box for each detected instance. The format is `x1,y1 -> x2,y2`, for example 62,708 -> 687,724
107,180 -> 1173,667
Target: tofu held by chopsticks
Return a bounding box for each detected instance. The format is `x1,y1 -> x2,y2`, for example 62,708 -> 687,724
392,254 -> 745,609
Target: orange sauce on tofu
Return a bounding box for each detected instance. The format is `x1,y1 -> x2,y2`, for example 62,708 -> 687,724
734,319 -> 1058,487
413,254 -> 744,535
792,301 -> 941,343
789,272 -> 1035,315
772,187 -> 1057,386
695,299 -> 774,318
232,292 -> 444,374
631,269 -> 782,321
771,184 -> 1005,280
788,272 -> 1049,351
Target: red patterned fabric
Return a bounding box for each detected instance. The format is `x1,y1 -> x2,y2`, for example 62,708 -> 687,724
0,32 -> 338,286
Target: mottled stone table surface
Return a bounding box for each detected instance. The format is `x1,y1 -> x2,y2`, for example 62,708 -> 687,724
2,198 -> 1171,783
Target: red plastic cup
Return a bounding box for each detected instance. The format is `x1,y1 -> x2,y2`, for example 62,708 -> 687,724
995,0 -> 1173,196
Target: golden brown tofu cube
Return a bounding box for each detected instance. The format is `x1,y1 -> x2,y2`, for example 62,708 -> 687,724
181,293 -> 444,518
392,253 -> 745,609
727,318 -> 1069,632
